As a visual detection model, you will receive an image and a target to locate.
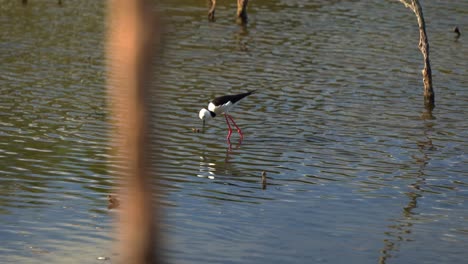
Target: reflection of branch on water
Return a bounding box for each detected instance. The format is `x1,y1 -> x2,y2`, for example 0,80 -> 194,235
379,191 -> 418,264
420,107 -> 435,121
235,23 -> 250,52
22,0 -> 63,5
378,113 -> 434,264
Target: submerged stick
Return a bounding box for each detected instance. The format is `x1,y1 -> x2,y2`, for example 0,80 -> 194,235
454,26 -> 461,38
398,0 -> 435,109
261,171 -> 267,190
107,0 -> 160,263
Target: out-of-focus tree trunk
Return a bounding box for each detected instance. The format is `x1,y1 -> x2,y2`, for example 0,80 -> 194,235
398,0 -> 435,110
106,0 -> 161,263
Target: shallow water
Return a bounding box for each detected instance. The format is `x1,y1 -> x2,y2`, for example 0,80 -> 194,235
1,0 -> 467,263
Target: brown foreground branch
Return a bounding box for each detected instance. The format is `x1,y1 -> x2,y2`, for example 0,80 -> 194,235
107,0 -> 161,263
398,0 -> 435,109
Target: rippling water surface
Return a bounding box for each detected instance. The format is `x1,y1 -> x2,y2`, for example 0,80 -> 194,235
1,0 -> 467,263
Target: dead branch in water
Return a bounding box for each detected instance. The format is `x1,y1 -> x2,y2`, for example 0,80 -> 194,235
237,0 -> 249,24
208,0 -> 216,21
398,0 -> 435,109
208,0 -> 249,24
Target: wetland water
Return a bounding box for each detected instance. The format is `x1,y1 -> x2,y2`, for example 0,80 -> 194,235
1,0 -> 467,263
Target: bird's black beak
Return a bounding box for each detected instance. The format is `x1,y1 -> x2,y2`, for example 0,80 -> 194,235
202,119 -> 205,132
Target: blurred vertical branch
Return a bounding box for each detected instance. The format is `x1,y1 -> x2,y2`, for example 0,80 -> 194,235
398,0 -> 435,110
107,0 -> 160,263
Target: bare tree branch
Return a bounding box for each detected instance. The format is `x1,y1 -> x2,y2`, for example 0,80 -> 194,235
397,0 -> 434,109
397,0 -> 414,11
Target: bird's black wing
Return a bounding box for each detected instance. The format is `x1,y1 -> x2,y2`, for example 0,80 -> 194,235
211,90 -> 255,106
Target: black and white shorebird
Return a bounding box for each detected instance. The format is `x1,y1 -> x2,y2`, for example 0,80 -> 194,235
199,90 -> 255,140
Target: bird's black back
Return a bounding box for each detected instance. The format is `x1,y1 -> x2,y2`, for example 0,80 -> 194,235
211,90 -> 255,106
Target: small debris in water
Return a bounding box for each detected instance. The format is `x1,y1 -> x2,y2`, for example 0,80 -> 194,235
191,128 -> 200,133
261,171 -> 267,190
107,194 -> 120,209
454,26 -> 461,38
29,246 -> 50,254
97,256 -> 110,261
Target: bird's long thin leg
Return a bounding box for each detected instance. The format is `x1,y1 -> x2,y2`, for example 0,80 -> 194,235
227,115 -> 243,139
224,114 -> 233,140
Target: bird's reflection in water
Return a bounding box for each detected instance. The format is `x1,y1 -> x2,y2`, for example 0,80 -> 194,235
227,137 -> 243,153
197,157 -> 216,180
197,139 -> 243,181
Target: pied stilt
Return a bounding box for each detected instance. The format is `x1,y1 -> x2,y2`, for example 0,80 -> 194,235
199,90 -> 255,140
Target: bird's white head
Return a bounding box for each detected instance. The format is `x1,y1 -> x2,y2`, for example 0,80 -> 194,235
199,108 -> 215,120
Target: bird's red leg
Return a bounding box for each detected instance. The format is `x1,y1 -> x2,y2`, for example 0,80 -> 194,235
227,115 -> 243,139
224,114 -> 232,140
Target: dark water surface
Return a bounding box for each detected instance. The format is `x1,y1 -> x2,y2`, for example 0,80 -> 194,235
1,0 -> 467,263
